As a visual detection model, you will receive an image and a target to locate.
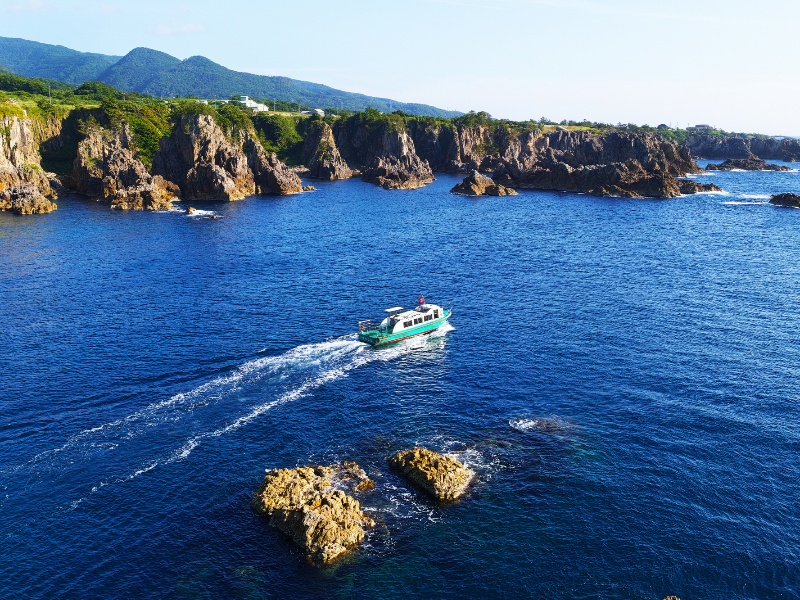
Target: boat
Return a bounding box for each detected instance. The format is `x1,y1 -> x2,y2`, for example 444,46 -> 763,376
358,296 -> 451,346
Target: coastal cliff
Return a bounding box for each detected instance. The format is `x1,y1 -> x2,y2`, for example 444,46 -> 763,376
686,134 -> 800,161
73,124 -> 179,210
152,114 -> 302,201
334,112 -> 434,190
404,119 -> 708,198
0,115 -> 59,214
463,129 -> 704,198
301,120 -> 353,180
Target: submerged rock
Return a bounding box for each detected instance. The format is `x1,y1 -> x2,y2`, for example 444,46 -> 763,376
251,464 -> 374,564
706,158 -> 791,172
451,170 -> 518,196
388,447 -> 474,501
769,193 -> 800,208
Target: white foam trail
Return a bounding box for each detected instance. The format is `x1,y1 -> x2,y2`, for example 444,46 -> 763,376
740,193 -> 771,199
58,327 -> 453,509
721,201 -> 768,206
13,337 -> 362,472
169,329 -> 448,462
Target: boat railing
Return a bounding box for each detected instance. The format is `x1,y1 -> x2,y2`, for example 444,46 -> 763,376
358,320 -> 385,333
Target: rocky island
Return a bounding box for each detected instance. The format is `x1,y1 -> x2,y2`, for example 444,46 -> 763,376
251,462 -> 375,564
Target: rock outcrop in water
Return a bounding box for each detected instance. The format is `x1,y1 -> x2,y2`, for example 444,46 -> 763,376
153,114 -> 302,200
389,447 -> 474,501
451,170 -> 517,196
769,193 -> 800,208
301,121 -> 353,180
0,114 -> 59,214
335,117 -> 434,189
676,180 -> 722,194
251,463 -> 375,564
72,125 -> 179,210
706,158 -> 791,172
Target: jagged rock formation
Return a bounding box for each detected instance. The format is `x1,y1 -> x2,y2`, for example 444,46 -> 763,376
153,114 -> 301,201
251,463 -> 375,564
301,121 -> 353,180
0,114 -> 59,214
72,125 -> 179,210
389,447 -> 474,501
769,193 -> 800,208
706,158 -> 791,172
488,130 -> 701,199
408,124 -> 705,198
687,134 -> 800,162
451,170 -> 517,196
407,121 -> 501,173
243,134 -> 304,195
335,119 -> 434,190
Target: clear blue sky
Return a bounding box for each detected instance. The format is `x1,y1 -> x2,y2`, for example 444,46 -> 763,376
3,0 -> 799,135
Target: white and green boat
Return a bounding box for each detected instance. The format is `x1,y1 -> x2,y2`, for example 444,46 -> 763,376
358,297 -> 451,346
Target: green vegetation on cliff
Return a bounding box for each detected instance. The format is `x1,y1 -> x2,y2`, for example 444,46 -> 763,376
0,72 -> 775,179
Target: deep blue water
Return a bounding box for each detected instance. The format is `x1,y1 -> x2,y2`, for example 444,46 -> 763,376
2,163 -> 800,599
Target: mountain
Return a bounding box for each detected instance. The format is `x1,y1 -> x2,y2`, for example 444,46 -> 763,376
0,37 -> 120,84
0,37 -> 460,118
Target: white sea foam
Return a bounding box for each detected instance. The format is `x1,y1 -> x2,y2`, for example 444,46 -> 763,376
509,415 -> 573,435
740,194 -> 771,199
56,328 -> 454,509
186,209 -> 218,218
721,201 -> 768,206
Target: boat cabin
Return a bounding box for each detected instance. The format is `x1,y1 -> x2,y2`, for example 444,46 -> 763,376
358,304 -> 443,335
382,304 -> 442,334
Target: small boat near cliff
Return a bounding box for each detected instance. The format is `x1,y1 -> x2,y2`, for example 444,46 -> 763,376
358,296 -> 451,346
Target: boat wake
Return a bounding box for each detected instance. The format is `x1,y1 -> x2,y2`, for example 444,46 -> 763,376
2,329 -> 453,512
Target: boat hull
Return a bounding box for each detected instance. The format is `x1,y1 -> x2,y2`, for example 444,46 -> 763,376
358,310 -> 451,346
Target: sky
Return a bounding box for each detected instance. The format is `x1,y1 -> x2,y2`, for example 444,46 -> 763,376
2,0 -> 799,135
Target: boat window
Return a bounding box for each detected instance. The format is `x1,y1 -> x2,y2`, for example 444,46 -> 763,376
414,318 -> 421,324
404,320 -> 412,327
424,315 -> 432,322
434,310 -> 439,318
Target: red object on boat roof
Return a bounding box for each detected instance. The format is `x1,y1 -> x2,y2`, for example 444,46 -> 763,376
418,295 -> 425,305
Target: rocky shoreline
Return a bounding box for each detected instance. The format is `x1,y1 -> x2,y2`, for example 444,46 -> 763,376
1,105 -> 740,216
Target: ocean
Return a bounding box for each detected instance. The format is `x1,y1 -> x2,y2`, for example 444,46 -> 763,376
1,163 -> 799,599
